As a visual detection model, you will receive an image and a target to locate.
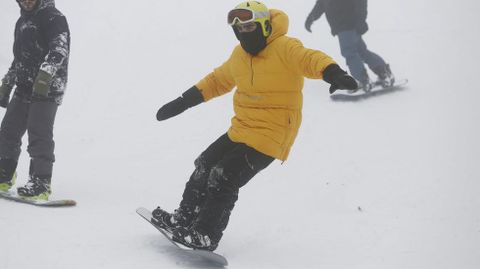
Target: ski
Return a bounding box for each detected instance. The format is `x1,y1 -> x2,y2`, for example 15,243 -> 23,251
136,207 -> 228,267
0,190 -> 76,207
330,78 -> 408,101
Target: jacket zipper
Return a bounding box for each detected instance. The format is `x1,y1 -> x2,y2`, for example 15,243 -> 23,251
250,56 -> 254,85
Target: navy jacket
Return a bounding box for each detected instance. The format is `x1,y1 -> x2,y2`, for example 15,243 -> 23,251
2,0 -> 70,104
307,0 -> 368,36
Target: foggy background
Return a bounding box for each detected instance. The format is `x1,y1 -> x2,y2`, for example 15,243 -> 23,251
1,0 -> 479,268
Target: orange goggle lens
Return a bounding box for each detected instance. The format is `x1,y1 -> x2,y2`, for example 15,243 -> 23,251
227,9 -> 255,25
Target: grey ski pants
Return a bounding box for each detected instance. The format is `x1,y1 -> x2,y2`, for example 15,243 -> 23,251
0,96 -> 58,177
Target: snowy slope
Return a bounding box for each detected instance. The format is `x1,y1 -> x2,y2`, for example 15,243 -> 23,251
1,0 -> 479,268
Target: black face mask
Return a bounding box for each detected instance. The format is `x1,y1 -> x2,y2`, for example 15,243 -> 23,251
234,24 -> 267,56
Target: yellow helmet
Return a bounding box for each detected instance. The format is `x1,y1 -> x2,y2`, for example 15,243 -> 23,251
227,1 -> 271,37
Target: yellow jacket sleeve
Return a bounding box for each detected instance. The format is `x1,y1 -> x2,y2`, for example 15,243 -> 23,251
282,37 -> 337,79
195,56 -> 236,102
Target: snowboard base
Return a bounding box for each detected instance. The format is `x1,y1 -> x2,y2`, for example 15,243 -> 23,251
330,78 -> 408,101
136,207 -> 228,267
0,190 -> 76,207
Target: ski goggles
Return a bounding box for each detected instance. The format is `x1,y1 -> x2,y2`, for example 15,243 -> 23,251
227,8 -> 269,26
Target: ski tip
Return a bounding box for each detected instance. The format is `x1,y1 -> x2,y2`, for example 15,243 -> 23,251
136,207 -> 149,213
41,200 -> 77,207
136,207 -> 153,218
60,200 -> 77,207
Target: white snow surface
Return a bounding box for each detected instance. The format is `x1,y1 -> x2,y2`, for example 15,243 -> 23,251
1,0 -> 479,268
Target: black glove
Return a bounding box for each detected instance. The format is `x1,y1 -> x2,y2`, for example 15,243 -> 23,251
156,86 -> 204,121
323,64 -> 358,94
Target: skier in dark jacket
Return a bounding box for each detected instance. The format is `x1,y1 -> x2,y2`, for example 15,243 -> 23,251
0,0 -> 70,200
305,0 -> 394,91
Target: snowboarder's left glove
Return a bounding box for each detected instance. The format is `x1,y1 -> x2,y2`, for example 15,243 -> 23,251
0,83 -> 12,108
33,70 -> 53,97
156,86 -> 204,121
323,64 -> 358,94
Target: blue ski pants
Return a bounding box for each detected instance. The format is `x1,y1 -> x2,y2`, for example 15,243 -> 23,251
337,30 -> 387,83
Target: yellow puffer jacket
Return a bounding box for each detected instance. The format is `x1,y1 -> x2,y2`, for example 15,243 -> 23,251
196,9 -> 336,161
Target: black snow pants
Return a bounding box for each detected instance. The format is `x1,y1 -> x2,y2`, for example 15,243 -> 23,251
0,95 -> 58,179
179,133 -> 274,242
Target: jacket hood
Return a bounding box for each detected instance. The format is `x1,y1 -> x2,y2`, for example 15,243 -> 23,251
18,0 -> 55,16
267,9 -> 289,44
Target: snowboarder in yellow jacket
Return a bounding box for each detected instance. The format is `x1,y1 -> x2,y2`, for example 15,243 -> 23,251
152,1 -> 357,251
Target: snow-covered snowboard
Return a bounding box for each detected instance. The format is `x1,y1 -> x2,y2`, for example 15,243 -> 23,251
330,78 -> 408,101
0,190 -> 76,207
136,207 -> 228,267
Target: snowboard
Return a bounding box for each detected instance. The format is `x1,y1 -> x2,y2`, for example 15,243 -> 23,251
0,190 -> 76,207
330,78 -> 408,101
136,207 -> 228,267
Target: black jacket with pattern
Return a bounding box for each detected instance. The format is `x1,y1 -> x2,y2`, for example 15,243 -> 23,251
1,0 -> 70,104
307,0 -> 368,36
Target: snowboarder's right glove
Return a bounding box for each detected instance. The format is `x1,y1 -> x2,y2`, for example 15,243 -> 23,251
0,83 -> 12,108
156,86 -> 204,121
322,64 -> 358,94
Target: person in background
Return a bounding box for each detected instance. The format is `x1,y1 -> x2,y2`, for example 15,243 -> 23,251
305,0 -> 394,91
0,0 -> 70,200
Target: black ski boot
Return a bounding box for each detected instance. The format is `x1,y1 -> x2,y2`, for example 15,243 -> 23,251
350,71 -> 372,93
151,207 -> 195,233
172,225 -> 219,251
0,158 -> 17,192
17,175 -> 51,200
357,79 -> 373,93
373,64 -> 395,88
